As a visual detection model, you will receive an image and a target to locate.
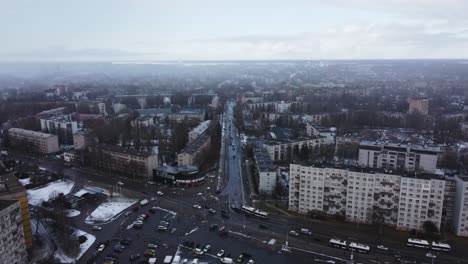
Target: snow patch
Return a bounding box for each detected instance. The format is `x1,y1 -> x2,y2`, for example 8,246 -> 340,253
19,178 -> 31,186
27,180 -> 75,206
85,195 -> 137,224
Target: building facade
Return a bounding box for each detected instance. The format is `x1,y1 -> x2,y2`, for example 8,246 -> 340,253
253,143 -> 277,194
177,132 -> 211,167
289,164 -> 446,231
40,114 -> 78,145
408,97 -> 429,115
8,128 -> 59,154
88,144 -> 158,180
0,173 -> 33,248
0,200 -> 28,264
453,176 -> 468,236
73,130 -> 95,150
358,141 -> 439,173
264,136 -> 330,161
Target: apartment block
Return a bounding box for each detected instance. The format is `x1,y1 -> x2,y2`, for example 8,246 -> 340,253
358,141 -> 439,173
0,173 -> 33,248
453,176 -> 468,236
8,128 -> 59,154
40,114 -> 78,145
253,143 -> 277,194
289,164 -> 446,231
177,132 -> 211,167
189,120 -> 211,143
73,130 -> 95,150
0,200 -> 28,264
88,144 -> 158,180
397,177 -> 445,231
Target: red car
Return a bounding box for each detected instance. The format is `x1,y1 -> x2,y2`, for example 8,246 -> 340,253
132,206 -> 140,212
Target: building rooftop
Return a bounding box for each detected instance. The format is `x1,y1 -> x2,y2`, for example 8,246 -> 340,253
264,127 -> 323,145
89,144 -> 155,158
36,107 -> 67,117
0,173 -> 27,197
174,108 -> 205,115
338,128 -> 434,146
190,120 -> 211,134
136,108 -> 171,116
157,165 -> 199,174
134,115 -> 154,122
0,200 -> 17,211
40,114 -> 74,122
360,140 -> 440,153
294,161 -> 445,181
179,131 -> 210,155
9,128 -> 56,139
253,142 -> 275,172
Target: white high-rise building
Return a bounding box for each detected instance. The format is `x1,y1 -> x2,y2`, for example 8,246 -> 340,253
453,176 -> 468,236
40,114 -> 78,145
289,164 -> 446,231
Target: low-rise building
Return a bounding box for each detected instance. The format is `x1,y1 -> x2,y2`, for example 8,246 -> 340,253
88,144 -> 158,180
358,141 -> 439,173
306,123 -> 335,144
0,173 -> 33,248
189,120 -> 211,143
131,115 -> 155,128
0,200 -> 28,264
177,131 -> 211,167
8,128 -> 59,154
169,108 -> 205,122
154,166 -> 204,185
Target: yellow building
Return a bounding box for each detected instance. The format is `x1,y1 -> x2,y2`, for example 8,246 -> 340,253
0,172 -> 33,248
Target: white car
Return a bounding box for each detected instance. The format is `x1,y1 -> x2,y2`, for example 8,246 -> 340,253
247,260 -> 255,264
117,181 -> 124,186
203,244 -> 211,253
194,247 -> 203,255
92,226 -> 102,231
97,244 -> 105,252
425,252 -> 436,259
289,230 -> 299,236
217,249 -> 225,257
157,191 -> 164,196
193,204 -> 202,209
377,245 -> 388,251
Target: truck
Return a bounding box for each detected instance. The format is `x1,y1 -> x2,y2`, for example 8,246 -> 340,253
140,199 -> 149,206
164,255 -> 173,264
148,258 -> 157,264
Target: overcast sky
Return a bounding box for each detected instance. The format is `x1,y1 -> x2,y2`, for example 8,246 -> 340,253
1,0 -> 467,61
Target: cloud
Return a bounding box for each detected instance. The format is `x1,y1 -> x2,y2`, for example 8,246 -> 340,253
0,47 -> 160,61
196,22 -> 468,59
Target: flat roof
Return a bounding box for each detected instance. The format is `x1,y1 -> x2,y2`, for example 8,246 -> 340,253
360,140 -> 440,153
9,128 -> 56,139
190,120 -> 211,134
179,131 -> 210,155
89,144 -> 155,158
157,165 -> 199,174
0,173 -> 26,197
0,200 -> 18,211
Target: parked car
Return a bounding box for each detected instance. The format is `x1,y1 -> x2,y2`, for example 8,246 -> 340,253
120,239 -> 132,246
377,245 -> 388,251
300,228 -> 312,235
92,226 -> 102,231
208,208 -> 216,214
217,250 -> 225,257
117,181 -> 124,186
124,211 -> 132,217
209,224 -> 218,231
129,254 -> 140,261
203,244 -> 211,253
157,191 -> 164,196
193,204 -> 202,209
97,244 -> 105,252
113,245 -> 125,253
147,243 -> 158,249
144,249 -> 156,257
247,260 -> 255,264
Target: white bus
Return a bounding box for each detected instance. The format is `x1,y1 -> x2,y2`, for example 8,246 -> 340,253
240,205 -> 268,219
349,242 -> 370,254
329,238 -> 347,250
406,238 -> 430,249
431,241 -> 451,252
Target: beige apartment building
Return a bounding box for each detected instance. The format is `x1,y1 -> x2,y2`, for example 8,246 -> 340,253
8,128 -> 59,154
177,132 -> 211,167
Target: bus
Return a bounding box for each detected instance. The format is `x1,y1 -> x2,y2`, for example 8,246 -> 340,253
329,239 -> 347,250
431,241 -> 451,252
349,242 -> 370,254
240,205 -> 268,219
406,238 -> 430,249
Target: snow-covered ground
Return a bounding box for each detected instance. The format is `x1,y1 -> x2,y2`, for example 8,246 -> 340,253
27,180 -> 75,206
54,229 -> 95,264
85,195 -> 137,224
65,209 -> 80,217
19,178 -> 30,186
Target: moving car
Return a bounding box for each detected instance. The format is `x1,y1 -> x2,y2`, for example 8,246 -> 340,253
193,204 -> 202,209
377,245 -> 388,251
289,230 -> 299,236
92,226 -> 102,231
300,228 -> 312,235
157,191 -> 164,196
129,254 -> 140,260
208,208 -> 216,214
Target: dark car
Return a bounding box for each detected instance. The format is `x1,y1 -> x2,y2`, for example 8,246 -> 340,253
120,239 -> 132,245
209,224 -> 218,231
132,206 -> 140,212
258,224 -> 268,229
129,254 -> 141,260
221,210 -> 230,219
113,245 -> 125,253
